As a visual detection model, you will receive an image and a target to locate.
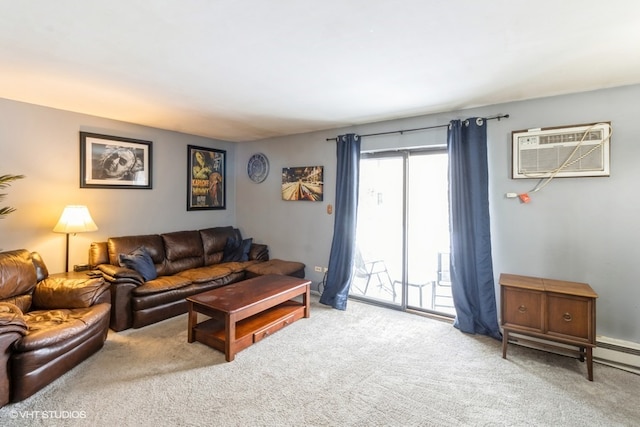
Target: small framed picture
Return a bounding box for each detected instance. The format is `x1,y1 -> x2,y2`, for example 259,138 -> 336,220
80,132 -> 152,189
281,166 -> 324,201
187,145 -> 226,210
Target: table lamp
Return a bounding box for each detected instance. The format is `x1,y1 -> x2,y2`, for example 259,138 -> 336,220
53,205 -> 98,272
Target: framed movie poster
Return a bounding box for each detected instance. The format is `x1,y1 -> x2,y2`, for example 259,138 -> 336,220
187,145 -> 226,210
80,132 -> 152,189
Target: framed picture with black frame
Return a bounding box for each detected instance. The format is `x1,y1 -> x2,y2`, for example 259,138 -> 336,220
80,132 -> 152,189
187,145 -> 226,210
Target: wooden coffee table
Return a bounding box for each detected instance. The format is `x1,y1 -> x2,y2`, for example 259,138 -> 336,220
187,274 -> 311,361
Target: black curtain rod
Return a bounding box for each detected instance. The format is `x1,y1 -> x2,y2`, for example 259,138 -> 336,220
325,114 -> 510,141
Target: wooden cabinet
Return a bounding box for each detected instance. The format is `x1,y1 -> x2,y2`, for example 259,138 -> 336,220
499,273 -> 598,381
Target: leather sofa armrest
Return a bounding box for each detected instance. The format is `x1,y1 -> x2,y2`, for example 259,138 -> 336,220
32,276 -> 110,309
108,282 -> 137,332
97,264 -> 144,285
249,244 -> 269,262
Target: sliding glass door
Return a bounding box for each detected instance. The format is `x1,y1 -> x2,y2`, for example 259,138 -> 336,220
351,154 -> 404,307
349,149 -> 455,316
406,152 -> 453,314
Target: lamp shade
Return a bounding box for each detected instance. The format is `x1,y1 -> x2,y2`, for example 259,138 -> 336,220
53,205 -> 98,234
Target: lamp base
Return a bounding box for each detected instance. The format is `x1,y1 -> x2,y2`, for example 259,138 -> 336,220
65,233 -> 70,273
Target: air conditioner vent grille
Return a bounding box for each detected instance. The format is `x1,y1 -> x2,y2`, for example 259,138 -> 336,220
538,129 -> 603,145
512,123 -> 611,179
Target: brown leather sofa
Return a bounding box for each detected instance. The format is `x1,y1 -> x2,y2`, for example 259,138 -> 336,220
89,226 -> 305,332
0,249 -> 111,406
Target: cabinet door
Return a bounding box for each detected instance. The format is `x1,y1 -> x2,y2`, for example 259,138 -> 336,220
502,287 -> 543,331
547,293 -> 591,341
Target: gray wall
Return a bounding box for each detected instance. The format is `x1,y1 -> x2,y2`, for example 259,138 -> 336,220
236,84 -> 640,344
2,84 -> 638,344
0,99 -> 236,272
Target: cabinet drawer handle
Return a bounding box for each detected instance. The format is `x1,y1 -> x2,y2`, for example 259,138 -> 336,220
263,330 -> 270,337
518,305 -> 527,313
563,312 -> 573,322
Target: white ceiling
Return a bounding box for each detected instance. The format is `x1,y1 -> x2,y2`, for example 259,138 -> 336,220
1,1 -> 640,142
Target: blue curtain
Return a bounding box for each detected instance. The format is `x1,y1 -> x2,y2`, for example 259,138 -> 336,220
447,118 -> 501,339
320,133 -> 361,310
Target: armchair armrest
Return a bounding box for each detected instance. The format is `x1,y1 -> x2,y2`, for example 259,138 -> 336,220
0,302 -> 27,335
32,275 -> 110,309
0,303 -> 26,407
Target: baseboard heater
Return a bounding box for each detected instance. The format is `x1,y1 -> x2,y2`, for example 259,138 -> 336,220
506,334 -> 640,375
594,336 -> 640,375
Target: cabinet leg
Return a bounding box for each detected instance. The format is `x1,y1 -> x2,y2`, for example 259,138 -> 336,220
586,347 -> 593,381
502,330 -> 509,359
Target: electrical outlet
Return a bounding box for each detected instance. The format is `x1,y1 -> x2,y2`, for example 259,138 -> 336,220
314,266 -> 322,272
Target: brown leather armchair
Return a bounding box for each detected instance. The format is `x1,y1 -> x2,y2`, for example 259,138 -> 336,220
0,249 -> 111,405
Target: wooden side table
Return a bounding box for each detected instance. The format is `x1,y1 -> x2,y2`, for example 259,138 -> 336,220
499,273 -> 598,381
49,271 -> 101,280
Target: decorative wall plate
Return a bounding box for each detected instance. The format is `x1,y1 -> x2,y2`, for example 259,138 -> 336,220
247,153 -> 269,183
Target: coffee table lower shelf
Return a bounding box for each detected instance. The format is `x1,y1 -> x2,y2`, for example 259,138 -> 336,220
191,301 -> 305,359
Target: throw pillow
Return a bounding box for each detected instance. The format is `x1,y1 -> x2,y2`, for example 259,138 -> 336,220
222,237 -> 239,262
222,237 -> 253,262
239,238 -> 253,262
118,246 -> 157,281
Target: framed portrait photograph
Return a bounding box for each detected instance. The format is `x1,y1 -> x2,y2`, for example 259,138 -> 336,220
187,145 -> 226,210
80,132 -> 152,189
281,166 -> 324,201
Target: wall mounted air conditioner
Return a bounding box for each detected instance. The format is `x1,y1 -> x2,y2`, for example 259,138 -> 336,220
512,122 -> 611,179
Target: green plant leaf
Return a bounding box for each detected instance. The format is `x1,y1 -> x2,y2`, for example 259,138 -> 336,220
0,174 -> 25,219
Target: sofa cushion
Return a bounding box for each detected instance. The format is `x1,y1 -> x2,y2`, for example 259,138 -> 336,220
162,230 -> 204,261
108,234 -> 165,267
161,231 -> 205,275
33,276 -> 110,309
218,260 -> 260,274
131,272 -> 244,313
0,250 -> 37,300
200,226 -> 238,265
132,275 -> 192,296
245,259 -> 306,278
118,247 -> 157,281
176,265 -> 233,284
16,305 -> 111,352
222,237 -> 253,262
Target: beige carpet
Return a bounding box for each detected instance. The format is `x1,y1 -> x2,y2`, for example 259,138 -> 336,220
1,296 -> 639,426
